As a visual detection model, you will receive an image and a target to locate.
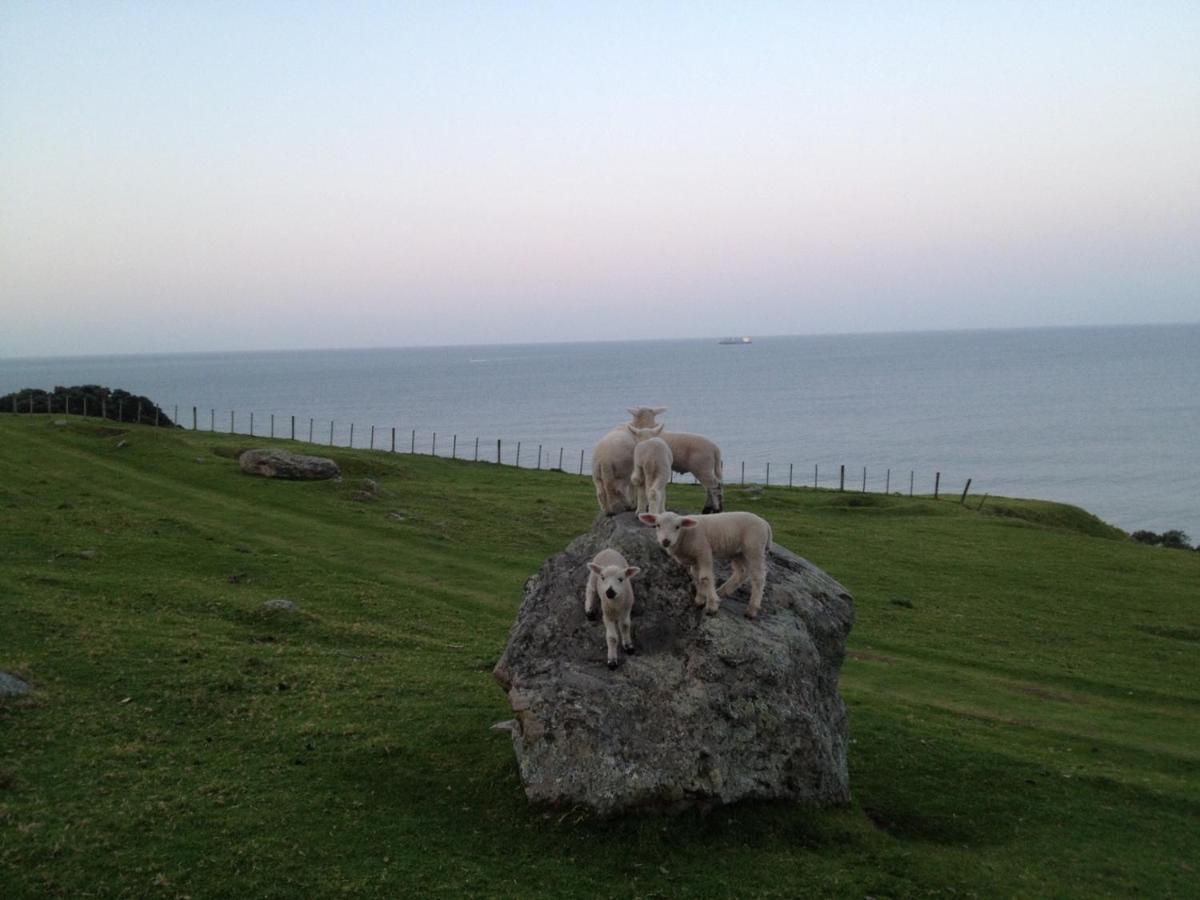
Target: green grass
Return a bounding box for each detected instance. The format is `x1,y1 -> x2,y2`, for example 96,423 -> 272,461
1,415 -> 1197,898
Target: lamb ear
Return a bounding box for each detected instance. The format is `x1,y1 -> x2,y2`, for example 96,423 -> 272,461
680,517 -> 698,527
626,407 -> 641,417
625,566 -> 641,578
638,513 -> 658,525
588,563 -> 603,575
652,406 -> 667,415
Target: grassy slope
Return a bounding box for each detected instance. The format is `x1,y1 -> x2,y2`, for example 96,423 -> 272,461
1,416 -> 1197,898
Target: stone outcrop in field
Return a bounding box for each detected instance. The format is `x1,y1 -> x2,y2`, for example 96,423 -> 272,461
493,511 -> 855,815
238,449 -> 340,480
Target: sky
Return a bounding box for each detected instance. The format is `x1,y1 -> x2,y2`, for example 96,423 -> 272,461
1,1 -> 1197,358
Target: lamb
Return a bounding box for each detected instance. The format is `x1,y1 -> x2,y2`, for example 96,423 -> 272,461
585,548 -> 641,668
627,424 -> 673,515
638,510 -> 773,618
658,431 -> 724,514
590,406 -> 668,514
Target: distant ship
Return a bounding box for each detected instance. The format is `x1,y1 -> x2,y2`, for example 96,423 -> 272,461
718,336 -> 752,345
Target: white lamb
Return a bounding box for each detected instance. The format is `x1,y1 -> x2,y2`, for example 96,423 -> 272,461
638,510 -> 772,618
658,430 -> 724,514
585,548 -> 641,668
627,424 -> 673,515
590,406 -> 668,515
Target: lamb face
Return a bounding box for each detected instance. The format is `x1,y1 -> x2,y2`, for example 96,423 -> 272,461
638,511 -> 697,551
588,563 -> 639,602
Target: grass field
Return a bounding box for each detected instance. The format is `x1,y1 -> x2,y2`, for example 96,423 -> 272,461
1,415 -> 1197,898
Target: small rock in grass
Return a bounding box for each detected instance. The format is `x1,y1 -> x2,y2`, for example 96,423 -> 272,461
0,672 -> 31,697
78,549 -> 98,560
116,440 -> 128,449
262,598 -> 298,613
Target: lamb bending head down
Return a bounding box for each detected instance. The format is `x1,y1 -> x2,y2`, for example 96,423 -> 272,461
638,510 -> 773,618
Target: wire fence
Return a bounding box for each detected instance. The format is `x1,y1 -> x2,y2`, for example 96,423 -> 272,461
6,388 -> 981,503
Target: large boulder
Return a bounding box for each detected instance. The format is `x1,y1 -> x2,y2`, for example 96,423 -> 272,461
493,511 -> 855,815
238,449 -> 340,480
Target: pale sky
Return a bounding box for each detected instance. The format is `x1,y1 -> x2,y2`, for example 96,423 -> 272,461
2,2 -> 1197,358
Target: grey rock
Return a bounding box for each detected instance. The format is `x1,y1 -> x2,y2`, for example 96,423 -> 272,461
261,598 -> 298,613
493,511 -> 854,815
77,549 -> 98,560
53,419 -> 67,426
238,449 -> 339,481
0,671 -> 31,697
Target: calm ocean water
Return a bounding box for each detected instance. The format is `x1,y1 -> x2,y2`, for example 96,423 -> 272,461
3,325 -> 1198,538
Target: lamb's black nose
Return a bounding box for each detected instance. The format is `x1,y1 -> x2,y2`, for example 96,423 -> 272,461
661,539 -> 670,548
605,588 -> 616,599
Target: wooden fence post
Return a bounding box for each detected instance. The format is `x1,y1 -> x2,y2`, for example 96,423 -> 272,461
270,414 -> 275,439
740,461 -> 745,485
370,425 -> 375,450
862,467 -> 867,492
960,478 -> 972,504
516,442 -> 521,467
309,418 -> 314,443
432,432 -> 437,456
474,436 -> 479,461
910,470 -> 914,497
789,462 -> 793,488
230,411 -> 234,434
766,462 -> 770,486
251,412 -> 255,435
210,408 -> 214,431
839,464 -> 845,492
814,463 -> 818,488
291,416 -> 295,441
411,429 -> 415,453
496,439 -> 501,464
886,468 -> 890,494
537,444 -> 542,470
391,427 -> 396,453
330,421 -> 334,445
934,471 -> 941,499
452,435 -> 457,459
82,396 -> 87,417
558,447 -> 563,470
579,448 -> 584,475
173,404 -> 178,424
192,406 -> 197,430
349,423 -> 354,447
137,401 -> 142,424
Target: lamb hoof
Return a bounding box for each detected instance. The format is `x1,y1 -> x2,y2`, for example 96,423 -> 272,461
607,659 -> 619,670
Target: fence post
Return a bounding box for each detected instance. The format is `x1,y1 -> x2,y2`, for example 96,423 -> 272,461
251,412 -> 255,435
579,448 -> 584,475
82,396 -> 87,417
839,465 -> 845,492
789,462 -> 793,488
432,433 -> 437,456
309,418 -> 314,443
740,461 -> 745,485
391,427 -> 396,453
474,436 -> 479,461
137,401 -> 142,424
886,468 -> 891,494
452,435 -> 457,459
910,470 -> 914,497
558,447 -> 564,470
814,463 -> 818,488
330,421 -> 334,445
291,416 -> 295,441
230,410 -> 234,434
934,471 -> 941,499
766,462 -> 770,486
370,425 -> 375,450
349,423 -> 354,447
862,467 -> 867,492
537,444 -> 542,470
192,406 -> 197,430
270,414 -> 275,439
516,442 -> 521,467
960,478 -> 972,504
497,439 -> 501,464
173,404 -> 178,424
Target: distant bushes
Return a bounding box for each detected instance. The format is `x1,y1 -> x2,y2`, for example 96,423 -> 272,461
1131,529 -> 1195,551
0,385 -> 175,427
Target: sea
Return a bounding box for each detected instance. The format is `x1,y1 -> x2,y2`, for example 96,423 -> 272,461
3,324 -> 1198,539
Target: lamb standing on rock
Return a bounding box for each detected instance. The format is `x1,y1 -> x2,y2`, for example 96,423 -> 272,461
591,406 -> 668,515
658,430 -> 724,513
628,424 -> 673,516
639,511 -> 772,618
585,548 -> 641,668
